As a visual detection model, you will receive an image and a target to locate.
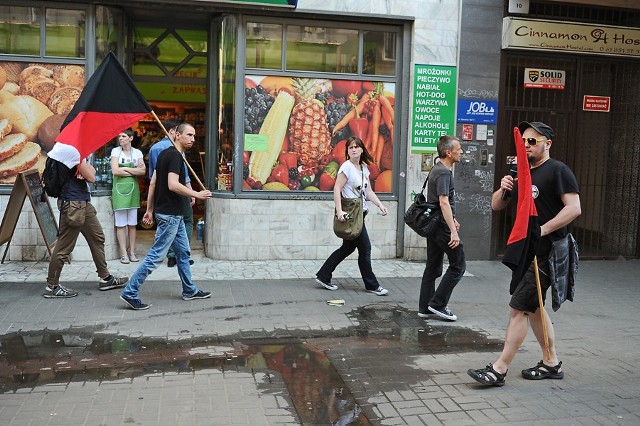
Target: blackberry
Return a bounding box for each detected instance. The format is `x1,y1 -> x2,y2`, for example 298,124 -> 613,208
288,167 -> 299,181
244,85 -> 275,134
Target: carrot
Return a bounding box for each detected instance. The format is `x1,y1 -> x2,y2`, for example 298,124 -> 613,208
375,134 -> 385,165
378,95 -> 394,125
370,101 -> 381,157
332,93 -> 371,136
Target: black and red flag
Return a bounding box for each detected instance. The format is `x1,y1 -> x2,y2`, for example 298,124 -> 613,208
52,51 -> 152,166
502,127 -> 541,293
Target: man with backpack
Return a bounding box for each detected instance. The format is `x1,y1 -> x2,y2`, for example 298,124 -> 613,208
44,143 -> 128,298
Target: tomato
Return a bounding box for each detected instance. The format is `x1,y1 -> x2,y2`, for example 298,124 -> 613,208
332,140 -> 347,164
319,173 -> 336,191
362,81 -> 375,92
271,164 -> 289,186
331,80 -> 362,98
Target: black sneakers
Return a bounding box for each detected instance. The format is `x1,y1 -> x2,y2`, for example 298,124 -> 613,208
168,257 -> 194,267
43,285 -> 78,298
182,290 -> 211,301
120,295 -> 150,310
428,306 -> 457,321
99,275 -> 129,291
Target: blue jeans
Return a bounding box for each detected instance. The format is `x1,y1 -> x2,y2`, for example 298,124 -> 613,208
419,223 -> 466,312
121,213 -> 199,299
167,211 -> 193,259
316,222 -> 379,290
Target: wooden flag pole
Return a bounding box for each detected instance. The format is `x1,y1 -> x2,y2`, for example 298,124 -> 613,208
533,255 -> 552,359
151,110 -> 207,191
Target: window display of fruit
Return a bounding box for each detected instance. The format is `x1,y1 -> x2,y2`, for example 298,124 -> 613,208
243,76 -> 395,192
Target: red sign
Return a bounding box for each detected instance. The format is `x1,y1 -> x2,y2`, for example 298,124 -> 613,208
462,124 -> 473,141
583,95 -> 610,112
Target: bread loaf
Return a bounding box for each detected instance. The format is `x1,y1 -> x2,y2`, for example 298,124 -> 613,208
47,86 -> 81,115
0,63 -> 24,83
19,76 -> 60,105
0,151 -> 46,185
19,66 -> 54,85
0,133 -> 28,162
0,141 -> 41,178
53,65 -> 85,88
37,113 -> 68,152
0,66 -> 6,90
2,82 -> 19,95
0,90 -> 53,140
0,118 -> 11,139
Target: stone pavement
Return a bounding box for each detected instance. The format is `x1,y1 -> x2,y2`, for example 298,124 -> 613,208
0,254 -> 639,425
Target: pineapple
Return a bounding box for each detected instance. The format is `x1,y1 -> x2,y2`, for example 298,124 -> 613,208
288,78 -> 332,166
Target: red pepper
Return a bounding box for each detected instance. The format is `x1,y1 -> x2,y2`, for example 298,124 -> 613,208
271,164 -> 289,186
349,117 -> 369,141
278,151 -> 298,170
319,173 -> 336,191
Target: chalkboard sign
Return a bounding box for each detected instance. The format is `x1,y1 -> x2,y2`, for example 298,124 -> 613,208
0,170 -> 58,262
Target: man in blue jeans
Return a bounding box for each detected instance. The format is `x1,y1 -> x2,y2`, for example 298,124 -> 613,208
147,118 -> 195,267
120,123 -> 212,310
418,135 -> 466,321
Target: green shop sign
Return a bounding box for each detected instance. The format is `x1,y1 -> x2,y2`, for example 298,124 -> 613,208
410,64 -> 457,154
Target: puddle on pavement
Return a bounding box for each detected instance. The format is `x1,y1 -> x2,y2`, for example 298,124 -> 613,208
0,305 -> 501,425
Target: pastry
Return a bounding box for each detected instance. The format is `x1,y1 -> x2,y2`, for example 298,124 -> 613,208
19,65 -> 54,85
19,76 -> 60,105
47,86 -> 81,115
2,82 -> 19,95
52,65 -> 85,88
0,141 -> 41,178
0,65 -> 6,90
0,133 -> 28,162
0,62 -> 24,83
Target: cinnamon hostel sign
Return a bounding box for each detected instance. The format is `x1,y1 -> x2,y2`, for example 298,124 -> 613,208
503,18 -> 640,58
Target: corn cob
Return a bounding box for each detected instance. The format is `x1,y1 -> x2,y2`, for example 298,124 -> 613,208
248,91 -> 295,184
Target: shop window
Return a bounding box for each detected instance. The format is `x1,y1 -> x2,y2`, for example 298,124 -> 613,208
363,30 -> 396,76
0,6 -> 41,55
45,8 -> 85,58
245,23 -> 282,69
95,6 -> 123,62
285,26 -> 358,73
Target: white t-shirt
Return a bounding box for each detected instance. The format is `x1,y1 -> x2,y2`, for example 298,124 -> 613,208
338,160 -> 370,211
110,146 -> 143,167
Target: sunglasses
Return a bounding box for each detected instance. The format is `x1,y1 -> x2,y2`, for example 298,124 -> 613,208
523,137 -> 548,146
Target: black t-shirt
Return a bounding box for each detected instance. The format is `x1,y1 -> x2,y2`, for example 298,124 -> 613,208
426,161 -> 455,215
515,158 -> 580,255
61,167 -> 90,202
154,147 -> 188,216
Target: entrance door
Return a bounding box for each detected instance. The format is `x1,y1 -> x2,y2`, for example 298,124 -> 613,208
494,53 -> 640,259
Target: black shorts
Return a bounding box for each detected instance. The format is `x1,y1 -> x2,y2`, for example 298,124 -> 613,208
509,258 -> 551,313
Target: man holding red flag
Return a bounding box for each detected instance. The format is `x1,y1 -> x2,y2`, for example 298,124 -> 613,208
468,121 -> 581,386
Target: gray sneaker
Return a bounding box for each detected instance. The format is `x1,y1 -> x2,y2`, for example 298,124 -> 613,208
43,285 -> 78,298
99,275 -> 129,291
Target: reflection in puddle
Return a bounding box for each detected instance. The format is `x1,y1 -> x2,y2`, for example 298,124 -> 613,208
0,306 -> 500,425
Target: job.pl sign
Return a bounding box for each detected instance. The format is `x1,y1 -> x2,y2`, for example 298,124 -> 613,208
457,100 -> 498,124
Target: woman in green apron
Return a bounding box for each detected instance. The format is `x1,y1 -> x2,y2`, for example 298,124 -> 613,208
110,129 -> 146,264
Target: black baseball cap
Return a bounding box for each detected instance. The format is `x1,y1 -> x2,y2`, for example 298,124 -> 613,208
518,121 -> 554,141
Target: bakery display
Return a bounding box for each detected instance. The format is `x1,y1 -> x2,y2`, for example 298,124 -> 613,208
0,62 -> 85,184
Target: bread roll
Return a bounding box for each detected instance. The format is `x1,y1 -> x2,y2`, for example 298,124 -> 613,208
37,113 -> 68,152
2,82 -> 19,95
0,152 -> 46,185
0,66 -> 6,90
0,133 -> 28,162
19,66 -> 54,85
47,86 -> 81,115
0,91 -> 53,140
0,63 -> 24,83
19,76 -> 60,105
52,65 -> 85,88
0,141 -> 41,178
0,118 -> 11,139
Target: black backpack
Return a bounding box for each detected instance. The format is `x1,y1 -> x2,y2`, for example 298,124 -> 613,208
41,157 -> 74,200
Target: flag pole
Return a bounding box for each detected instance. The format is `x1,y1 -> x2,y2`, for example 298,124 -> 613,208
533,255 -> 551,359
150,110 -> 207,191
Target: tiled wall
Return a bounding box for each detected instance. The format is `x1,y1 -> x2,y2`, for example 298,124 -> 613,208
0,195 -> 118,261
204,198 -> 398,260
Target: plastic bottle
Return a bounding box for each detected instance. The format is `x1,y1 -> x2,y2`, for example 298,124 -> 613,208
196,219 -> 205,241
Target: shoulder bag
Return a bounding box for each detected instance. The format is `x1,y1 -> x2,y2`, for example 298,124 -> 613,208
333,167 -> 364,240
404,172 -> 442,238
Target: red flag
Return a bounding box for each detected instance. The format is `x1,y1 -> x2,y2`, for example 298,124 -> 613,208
54,52 -> 152,164
502,127 -> 540,293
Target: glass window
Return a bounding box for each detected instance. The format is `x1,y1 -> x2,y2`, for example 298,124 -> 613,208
45,8 -> 85,57
95,6 -> 122,62
362,30 -> 396,76
286,26 -> 358,73
0,6 -> 40,55
217,15 -> 237,192
245,23 -> 282,69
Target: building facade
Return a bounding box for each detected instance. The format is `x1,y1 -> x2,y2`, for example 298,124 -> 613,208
1,0 -> 639,262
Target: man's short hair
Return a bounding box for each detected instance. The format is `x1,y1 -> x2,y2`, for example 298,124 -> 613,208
437,135 -> 459,158
163,118 -> 181,132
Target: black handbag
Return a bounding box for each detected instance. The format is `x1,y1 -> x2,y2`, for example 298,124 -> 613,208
333,167 -> 364,240
404,173 -> 442,238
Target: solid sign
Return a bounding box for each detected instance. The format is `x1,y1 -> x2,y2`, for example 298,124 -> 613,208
524,68 -> 565,90
503,17 -> 640,58
411,64 -> 457,154
583,95 -> 610,112
457,100 -> 498,124
462,124 -> 473,141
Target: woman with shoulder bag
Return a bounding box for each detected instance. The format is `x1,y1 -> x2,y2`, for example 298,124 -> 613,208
315,136 -> 389,296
